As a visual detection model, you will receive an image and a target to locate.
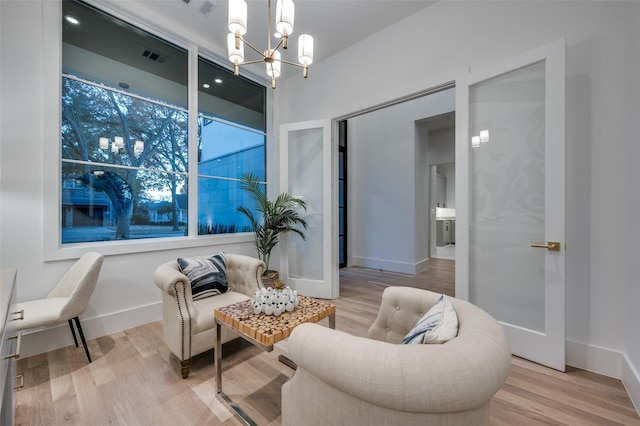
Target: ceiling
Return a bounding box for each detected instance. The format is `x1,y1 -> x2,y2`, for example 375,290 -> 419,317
143,0 -> 435,78
62,0 -> 435,113
65,0 -> 434,83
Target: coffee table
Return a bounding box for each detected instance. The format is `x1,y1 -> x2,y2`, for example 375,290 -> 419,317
214,295 -> 336,425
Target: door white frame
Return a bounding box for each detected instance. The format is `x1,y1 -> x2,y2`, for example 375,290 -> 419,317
279,119 -> 339,299
455,39 -> 566,371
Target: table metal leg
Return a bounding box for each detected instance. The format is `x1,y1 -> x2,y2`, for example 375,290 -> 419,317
215,321 -> 222,393
218,392 -> 258,426
215,303 -> 335,424
215,320 -> 259,426
278,354 -> 297,370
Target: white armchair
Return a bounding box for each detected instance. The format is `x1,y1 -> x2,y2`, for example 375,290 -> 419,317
282,286 -> 511,426
15,251 -> 103,363
154,253 -> 265,378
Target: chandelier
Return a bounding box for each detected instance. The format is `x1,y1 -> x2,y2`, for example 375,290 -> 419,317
100,136 -> 144,157
227,0 -> 314,89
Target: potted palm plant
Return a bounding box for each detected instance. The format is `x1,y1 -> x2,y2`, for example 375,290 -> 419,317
237,172 -> 308,286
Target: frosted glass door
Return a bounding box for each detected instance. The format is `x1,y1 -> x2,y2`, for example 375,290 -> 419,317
280,120 -> 338,299
456,40 -> 566,371
470,61 -> 547,332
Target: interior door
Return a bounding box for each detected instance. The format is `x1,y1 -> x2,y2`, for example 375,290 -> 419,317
456,39 -> 566,371
279,119 -> 338,299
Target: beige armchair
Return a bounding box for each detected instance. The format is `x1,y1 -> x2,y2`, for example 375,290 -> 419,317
282,286 -> 511,426
15,251 -> 103,363
154,253 -> 265,378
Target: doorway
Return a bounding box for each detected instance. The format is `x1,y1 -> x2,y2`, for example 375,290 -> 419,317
339,86 -> 455,275
430,162 -> 456,260
417,111 -> 456,263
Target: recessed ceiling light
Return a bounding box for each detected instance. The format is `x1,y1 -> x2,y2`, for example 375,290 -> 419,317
65,16 -> 79,25
214,78 -> 223,84
202,83 -> 211,89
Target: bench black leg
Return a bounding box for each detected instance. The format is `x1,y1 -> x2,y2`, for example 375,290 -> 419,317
68,319 -> 79,347
70,317 -> 92,363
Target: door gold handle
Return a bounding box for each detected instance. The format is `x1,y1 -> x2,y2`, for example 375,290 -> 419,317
531,241 -> 560,251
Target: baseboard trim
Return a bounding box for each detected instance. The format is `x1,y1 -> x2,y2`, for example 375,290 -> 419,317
351,256 -> 427,275
19,302 -> 162,358
566,339 -> 623,379
622,354 -> 640,415
562,340 -> 640,417
415,258 -> 430,274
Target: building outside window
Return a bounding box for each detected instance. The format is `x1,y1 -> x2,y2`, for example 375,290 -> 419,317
197,56 -> 266,236
60,0 -> 266,244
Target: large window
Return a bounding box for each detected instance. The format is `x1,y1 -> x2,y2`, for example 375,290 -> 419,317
197,57 -> 266,235
60,0 -> 266,245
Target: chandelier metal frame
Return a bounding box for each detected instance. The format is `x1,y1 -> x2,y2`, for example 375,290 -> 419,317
227,0 -> 314,89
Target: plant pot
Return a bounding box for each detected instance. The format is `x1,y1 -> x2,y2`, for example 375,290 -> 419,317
261,270 -> 279,288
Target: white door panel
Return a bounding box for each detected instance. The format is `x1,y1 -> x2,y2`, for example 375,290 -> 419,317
280,120 -> 338,299
456,39 -> 566,371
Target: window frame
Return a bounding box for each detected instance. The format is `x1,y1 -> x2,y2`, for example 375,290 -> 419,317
44,0 -> 272,260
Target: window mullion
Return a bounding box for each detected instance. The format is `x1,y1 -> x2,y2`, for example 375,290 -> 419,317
188,45 -> 200,239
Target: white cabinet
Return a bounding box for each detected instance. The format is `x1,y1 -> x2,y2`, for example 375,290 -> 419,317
436,220 -> 452,246
0,269 -> 19,426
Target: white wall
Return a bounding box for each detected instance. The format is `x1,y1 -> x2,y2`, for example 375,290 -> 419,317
427,128 -> 456,171
277,0 -> 638,391
625,1 -> 640,413
346,90 -> 454,273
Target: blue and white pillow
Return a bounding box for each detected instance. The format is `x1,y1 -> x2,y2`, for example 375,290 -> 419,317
178,253 -> 228,300
402,294 -> 458,344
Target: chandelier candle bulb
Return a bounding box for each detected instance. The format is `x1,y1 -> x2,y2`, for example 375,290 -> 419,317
228,0 -> 247,36
265,49 -> 282,78
480,129 -> 490,144
134,140 -> 144,156
227,33 -> 245,65
298,34 -> 313,61
298,33 -> 313,78
275,0 -> 295,48
99,137 -> 109,150
471,135 -> 480,148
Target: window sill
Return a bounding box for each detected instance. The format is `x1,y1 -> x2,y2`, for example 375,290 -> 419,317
44,232 -> 255,261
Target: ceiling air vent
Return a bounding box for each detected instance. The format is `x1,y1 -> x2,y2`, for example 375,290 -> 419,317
199,1 -> 215,16
142,49 -> 167,64
177,0 -> 216,16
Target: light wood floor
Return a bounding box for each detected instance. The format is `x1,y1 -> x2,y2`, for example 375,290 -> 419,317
15,259 -> 640,425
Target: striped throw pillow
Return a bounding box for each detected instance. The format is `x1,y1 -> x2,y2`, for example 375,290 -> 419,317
177,253 -> 228,300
